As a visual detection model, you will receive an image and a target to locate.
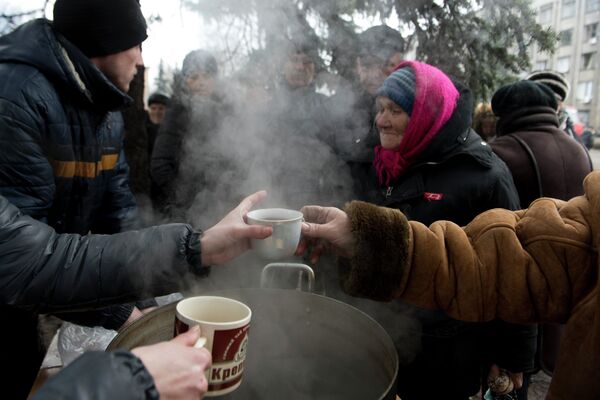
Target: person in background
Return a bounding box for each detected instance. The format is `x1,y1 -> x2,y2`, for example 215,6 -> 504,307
298,170 -> 600,400
0,0 -> 155,395
146,92 -> 170,158
489,80 -> 592,208
326,25 -> 405,197
489,80 -> 593,386
0,191 -> 272,399
353,61 -> 528,400
145,92 -> 170,213
472,102 -> 497,142
525,70 -> 579,141
258,36 -> 351,208
151,49 -> 234,220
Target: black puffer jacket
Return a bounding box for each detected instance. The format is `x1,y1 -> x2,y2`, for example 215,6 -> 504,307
0,195 -> 204,311
0,194 -> 206,399
0,19 -> 141,397
32,350 -> 158,400
0,19 -> 137,235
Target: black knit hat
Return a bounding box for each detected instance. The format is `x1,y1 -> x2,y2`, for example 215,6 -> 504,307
525,70 -> 570,102
53,0 -> 148,58
147,93 -> 170,106
358,25 -> 404,62
491,80 -> 558,118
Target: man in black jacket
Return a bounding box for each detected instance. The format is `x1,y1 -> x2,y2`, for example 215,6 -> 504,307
0,0 -> 170,395
0,191 -> 272,399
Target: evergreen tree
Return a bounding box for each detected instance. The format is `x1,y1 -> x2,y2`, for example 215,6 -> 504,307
183,0 -> 557,101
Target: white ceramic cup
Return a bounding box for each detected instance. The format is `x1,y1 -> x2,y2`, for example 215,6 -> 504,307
246,208 -> 303,260
174,296 -> 252,397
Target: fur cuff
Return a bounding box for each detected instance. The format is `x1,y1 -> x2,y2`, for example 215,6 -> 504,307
340,201 -> 410,301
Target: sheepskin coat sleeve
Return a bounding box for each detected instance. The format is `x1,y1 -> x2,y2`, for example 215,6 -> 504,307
340,171 -> 600,400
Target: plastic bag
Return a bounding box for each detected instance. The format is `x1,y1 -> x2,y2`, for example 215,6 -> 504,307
57,322 -> 117,366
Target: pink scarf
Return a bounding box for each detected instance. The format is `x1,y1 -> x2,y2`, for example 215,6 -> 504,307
374,61 -> 459,186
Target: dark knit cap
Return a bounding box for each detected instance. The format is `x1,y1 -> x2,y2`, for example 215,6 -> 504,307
376,66 -> 416,115
526,70 -> 570,102
53,0 -> 147,58
147,92 -> 170,106
182,49 -> 218,77
358,25 -> 404,62
491,80 -> 558,118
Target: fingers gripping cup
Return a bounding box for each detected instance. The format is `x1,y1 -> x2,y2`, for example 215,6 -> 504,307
246,208 -> 303,260
175,296 -> 252,397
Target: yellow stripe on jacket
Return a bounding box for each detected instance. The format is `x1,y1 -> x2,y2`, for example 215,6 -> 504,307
51,154 -> 119,178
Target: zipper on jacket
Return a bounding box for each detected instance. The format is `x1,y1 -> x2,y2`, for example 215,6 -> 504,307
386,186 -> 393,198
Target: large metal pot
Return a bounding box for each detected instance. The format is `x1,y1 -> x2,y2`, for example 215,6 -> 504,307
108,288 -> 398,399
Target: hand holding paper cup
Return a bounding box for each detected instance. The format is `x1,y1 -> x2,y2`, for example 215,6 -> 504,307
174,296 -> 252,397
246,208 -> 303,260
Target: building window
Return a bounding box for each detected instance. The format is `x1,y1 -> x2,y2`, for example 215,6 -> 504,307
557,56 -> 570,73
585,23 -> 598,42
562,0 -> 576,18
560,29 -> 573,46
577,81 -> 594,102
535,60 -> 549,70
587,0 -> 600,12
581,52 -> 596,69
539,4 -> 554,24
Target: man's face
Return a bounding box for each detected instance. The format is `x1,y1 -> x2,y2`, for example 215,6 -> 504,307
357,52 -> 404,95
283,52 -> 315,88
91,45 -> 144,93
384,52 -> 404,75
185,71 -> 217,96
148,103 -> 167,124
357,55 -> 388,95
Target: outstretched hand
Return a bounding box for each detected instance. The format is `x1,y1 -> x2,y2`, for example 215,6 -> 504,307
200,191 -> 273,265
132,326 -> 212,400
295,205 -> 356,264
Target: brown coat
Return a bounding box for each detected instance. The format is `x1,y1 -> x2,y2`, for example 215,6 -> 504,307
340,171 -> 600,399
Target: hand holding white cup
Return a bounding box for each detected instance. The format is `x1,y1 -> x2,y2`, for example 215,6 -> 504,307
246,208 -> 303,260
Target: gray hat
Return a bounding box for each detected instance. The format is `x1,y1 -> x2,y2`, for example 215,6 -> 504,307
526,70 -> 570,102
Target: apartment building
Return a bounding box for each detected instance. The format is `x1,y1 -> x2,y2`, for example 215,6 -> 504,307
531,0 -> 600,129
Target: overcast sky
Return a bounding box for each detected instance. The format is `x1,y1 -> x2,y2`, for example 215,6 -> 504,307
0,0 -> 214,93
1,0 -> 395,94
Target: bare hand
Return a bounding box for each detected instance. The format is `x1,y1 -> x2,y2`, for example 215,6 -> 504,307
132,326 -> 212,400
200,191 -> 273,265
296,205 -> 356,264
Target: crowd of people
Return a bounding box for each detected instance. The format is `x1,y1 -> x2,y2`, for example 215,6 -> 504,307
0,0 -> 597,399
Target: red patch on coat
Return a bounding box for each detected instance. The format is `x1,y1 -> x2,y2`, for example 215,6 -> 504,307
424,192 -> 444,201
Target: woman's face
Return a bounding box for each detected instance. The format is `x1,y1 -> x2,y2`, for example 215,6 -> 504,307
376,96 -> 411,151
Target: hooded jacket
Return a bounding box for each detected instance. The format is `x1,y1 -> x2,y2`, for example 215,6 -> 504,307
339,171 -> 600,400
0,19 -> 137,234
0,19 -> 139,396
